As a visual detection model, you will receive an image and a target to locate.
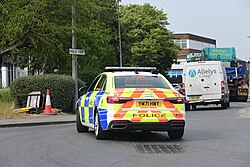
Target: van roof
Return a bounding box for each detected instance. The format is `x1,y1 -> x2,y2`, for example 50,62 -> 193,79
185,61 -> 223,65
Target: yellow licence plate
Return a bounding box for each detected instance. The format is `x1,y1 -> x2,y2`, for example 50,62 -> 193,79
239,92 -> 247,96
136,101 -> 162,107
189,96 -> 200,100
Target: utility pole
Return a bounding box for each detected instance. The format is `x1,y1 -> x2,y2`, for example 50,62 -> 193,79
118,1 -> 122,67
247,36 -> 250,99
72,0 -> 78,110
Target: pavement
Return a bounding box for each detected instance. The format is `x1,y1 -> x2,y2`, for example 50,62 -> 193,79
0,114 -> 76,128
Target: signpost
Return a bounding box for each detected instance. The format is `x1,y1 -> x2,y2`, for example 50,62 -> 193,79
69,48 -> 85,112
71,0 -> 86,111
69,49 -> 85,55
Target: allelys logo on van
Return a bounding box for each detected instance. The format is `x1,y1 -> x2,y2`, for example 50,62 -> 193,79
188,69 -> 217,78
197,69 -> 216,75
188,70 -> 196,78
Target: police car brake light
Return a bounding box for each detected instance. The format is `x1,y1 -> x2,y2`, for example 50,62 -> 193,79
107,96 -> 133,103
164,97 -> 183,104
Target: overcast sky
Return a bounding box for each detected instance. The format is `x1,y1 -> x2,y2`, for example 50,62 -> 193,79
122,0 -> 250,61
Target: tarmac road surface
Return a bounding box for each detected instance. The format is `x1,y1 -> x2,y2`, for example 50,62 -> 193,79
0,102 -> 250,167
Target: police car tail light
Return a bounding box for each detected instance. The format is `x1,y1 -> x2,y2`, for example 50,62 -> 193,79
221,81 -> 225,93
107,96 -> 133,103
164,97 -> 184,104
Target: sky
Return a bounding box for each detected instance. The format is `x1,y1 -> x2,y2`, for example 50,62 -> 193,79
122,0 -> 250,61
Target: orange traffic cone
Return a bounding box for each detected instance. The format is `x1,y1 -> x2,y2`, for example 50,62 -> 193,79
43,88 -> 56,115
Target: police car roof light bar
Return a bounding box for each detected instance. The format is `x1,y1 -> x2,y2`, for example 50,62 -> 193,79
105,67 -> 158,73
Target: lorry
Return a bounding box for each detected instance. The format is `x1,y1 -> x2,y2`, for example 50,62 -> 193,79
201,47 -> 248,102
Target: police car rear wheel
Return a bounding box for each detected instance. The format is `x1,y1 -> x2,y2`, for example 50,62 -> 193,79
76,110 -> 89,133
94,112 -> 110,140
168,129 -> 184,140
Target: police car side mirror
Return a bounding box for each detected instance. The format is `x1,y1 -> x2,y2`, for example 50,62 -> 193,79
79,86 -> 88,97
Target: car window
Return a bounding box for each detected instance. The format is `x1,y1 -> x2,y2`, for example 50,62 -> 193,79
95,75 -> 107,91
87,75 -> 102,92
114,75 -> 170,88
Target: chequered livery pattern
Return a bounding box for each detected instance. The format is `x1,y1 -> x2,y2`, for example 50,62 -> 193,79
78,87 -> 184,130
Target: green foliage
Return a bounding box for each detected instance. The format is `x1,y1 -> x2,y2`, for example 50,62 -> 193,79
77,69 -> 101,86
120,3 -> 179,72
1,1 -> 178,84
1,0 -> 72,74
10,74 -> 84,113
0,88 -> 13,102
1,0 -> 119,74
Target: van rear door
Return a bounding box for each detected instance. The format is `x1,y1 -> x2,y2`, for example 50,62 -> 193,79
184,62 -> 222,101
200,63 -> 221,100
184,63 -> 203,101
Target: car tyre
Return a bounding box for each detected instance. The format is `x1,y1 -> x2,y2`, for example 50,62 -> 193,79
191,104 -> 196,110
185,104 -> 190,111
221,101 -> 228,109
168,129 -> 184,140
76,110 -> 89,133
94,112 -> 110,140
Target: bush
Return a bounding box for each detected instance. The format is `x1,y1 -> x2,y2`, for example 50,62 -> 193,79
10,74 -> 85,113
78,69 -> 100,86
0,88 -> 13,102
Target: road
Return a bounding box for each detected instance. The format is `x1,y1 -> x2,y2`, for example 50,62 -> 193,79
0,102 -> 250,167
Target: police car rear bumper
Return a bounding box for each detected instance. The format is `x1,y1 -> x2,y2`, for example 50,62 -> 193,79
107,120 -> 185,131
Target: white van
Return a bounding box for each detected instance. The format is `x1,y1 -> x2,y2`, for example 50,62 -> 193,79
182,61 -> 230,110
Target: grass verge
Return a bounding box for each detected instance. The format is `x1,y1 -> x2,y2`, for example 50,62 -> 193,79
0,101 -> 25,119
0,88 -> 31,119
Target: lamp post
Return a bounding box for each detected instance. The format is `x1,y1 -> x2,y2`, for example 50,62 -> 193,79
248,59 -> 250,99
118,1 -> 122,67
72,0 -> 78,110
247,36 -> 250,99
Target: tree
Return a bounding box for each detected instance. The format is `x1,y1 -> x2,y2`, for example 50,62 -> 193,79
0,0 -> 119,75
120,3 -> 179,72
0,0 -> 72,74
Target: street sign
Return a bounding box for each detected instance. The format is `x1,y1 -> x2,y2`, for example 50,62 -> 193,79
69,48 -> 85,55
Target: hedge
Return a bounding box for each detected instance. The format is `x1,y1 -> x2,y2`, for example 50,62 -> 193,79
0,88 -> 13,102
10,74 -> 85,113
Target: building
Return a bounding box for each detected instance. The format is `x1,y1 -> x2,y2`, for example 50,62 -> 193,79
0,55 -> 28,88
173,33 -> 217,61
167,33 -> 217,84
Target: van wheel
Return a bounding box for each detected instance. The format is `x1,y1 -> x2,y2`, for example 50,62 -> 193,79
192,104 -> 197,110
76,110 -> 89,133
168,129 -> 184,140
221,101 -> 228,109
185,104 -> 190,111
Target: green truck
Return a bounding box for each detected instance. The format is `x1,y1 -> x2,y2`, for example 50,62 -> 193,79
201,47 -> 248,102
202,47 -> 236,64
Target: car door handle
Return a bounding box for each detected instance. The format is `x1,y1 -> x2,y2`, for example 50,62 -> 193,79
204,86 -> 209,89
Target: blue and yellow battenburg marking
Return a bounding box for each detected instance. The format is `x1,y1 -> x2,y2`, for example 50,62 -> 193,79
79,91 -> 107,127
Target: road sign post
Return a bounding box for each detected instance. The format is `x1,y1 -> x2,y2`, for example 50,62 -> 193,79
69,49 -> 85,55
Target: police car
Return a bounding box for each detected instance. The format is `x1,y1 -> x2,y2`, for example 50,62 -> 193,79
76,67 -> 185,140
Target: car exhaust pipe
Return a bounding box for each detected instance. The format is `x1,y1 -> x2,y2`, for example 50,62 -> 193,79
111,124 -> 128,129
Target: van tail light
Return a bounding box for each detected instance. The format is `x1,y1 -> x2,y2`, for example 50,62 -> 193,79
181,83 -> 185,95
164,97 -> 184,104
221,81 -> 225,93
239,88 -> 247,93
107,96 -> 133,104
